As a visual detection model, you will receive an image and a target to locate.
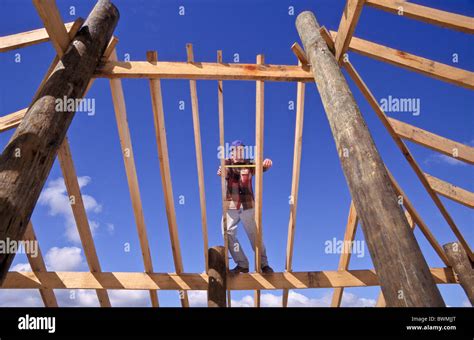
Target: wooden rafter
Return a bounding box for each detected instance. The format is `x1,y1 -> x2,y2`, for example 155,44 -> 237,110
32,0 -> 71,57
147,51 -> 189,307
0,108 -> 28,133
282,57 -> 306,307
291,42 -> 309,65
388,117 -> 474,165
23,222 -> 58,307
331,202 -> 358,307
109,49 -> 159,307
334,0 -> 365,62
3,267 -> 457,291
254,54 -> 265,307
216,50 -> 231,307
0,21 -> 78,53
329,30 -> 474,90
424,173 -> 474,209
365,0 -> 474,34
186,44 -> 209,272
57,138 -> 111,307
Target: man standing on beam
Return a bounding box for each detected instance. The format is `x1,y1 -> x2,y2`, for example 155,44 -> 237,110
217,140 -> 274,274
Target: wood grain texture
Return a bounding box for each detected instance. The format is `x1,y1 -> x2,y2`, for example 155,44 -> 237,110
296,11 -> 444,307
0,0 -> 119,284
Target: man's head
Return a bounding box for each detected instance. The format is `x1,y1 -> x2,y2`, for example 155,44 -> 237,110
230,140 -> 245,162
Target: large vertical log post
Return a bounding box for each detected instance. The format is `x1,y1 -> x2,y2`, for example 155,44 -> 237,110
0,0 -> 119,283
443,242 -> 474,305
208,246 -> 227,307
296,11 -> 444,307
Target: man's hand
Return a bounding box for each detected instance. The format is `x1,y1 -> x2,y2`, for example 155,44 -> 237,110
217,166 -> 222,176
263,159 -> 273,170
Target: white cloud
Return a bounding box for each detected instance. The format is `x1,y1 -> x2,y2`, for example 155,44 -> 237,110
11,262 -> 32,272
38,177 -> 102,243
0,290 -> 43,307
425,154 -> 466,167
188,290 -> 375,307
109,290 -> 150,307
53,289 -> 151,307
45,246 -> 85,271
55,289 -> 100,307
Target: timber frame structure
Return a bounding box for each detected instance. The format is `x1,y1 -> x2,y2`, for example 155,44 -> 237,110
0,0 -> 472,308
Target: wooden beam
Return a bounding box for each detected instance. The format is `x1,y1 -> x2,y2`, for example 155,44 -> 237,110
334,0 -> 365,62
23,222 -> 58,307
2,267 -> 457,291
32,0 -> 71,57
443,242 -> 474,305
109,49 -> 159,307
297,11 -> 445,307
95,61 -> 314,82
291,42 -> 309,65
388,117 -> 474,165
329,31 -> 474,90
254,54 -> 265,307
208,246 -> 227,307
34,0 -> 112,307
365,0 -> 474,34
32,18 -> 86,101
340,59 -> 474,262
0,108 -> 28,133
0,0 -> 119,284
282,59 -> 306,307
319,27 -> 474,263
57,137 -> 111,307
186,44 -> 209,272
0,21 -> 78,53
216,50 -> 232,307
387,169 -> 450,266
147,51 -> 189,307
331,202 -> 358,307
376,210 -> 415,307
424,173 -> 474,209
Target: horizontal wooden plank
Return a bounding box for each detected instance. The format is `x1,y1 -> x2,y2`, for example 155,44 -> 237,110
2,268 -> 457,290
329,31 -> 474,89
388,117 -> 474,165
0,21 -> 79,53
365,0 -> 474,34
424,173 -> 474,209
0,108 -> 27,132
95,61 -> 314,82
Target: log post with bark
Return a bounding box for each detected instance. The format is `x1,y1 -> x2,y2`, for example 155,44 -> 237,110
0,0 -> 119,283
443,242 -> 473,305
295,11 -> 444,307
208,246 -> 227,307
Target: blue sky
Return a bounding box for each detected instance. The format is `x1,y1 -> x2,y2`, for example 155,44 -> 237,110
0,0 -> 472,307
